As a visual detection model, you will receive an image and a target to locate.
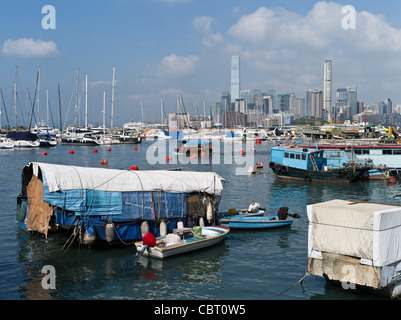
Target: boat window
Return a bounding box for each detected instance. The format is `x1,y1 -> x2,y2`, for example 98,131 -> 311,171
302,154 -> 306,160
354,150 -> 361,155
383,150 -> 392,155
296,154 -> 300,160
393,150 -> 401,155
290,153 -> 295,159
284,152 -> 289,158
362,150 -> 370,154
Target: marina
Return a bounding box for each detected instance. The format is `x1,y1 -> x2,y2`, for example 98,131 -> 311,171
2,136 -> 401,300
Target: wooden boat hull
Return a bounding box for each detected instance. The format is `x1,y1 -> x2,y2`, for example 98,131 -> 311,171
135,226 -> 229,259
269,161 -> 370,183
219,215 -> 293,229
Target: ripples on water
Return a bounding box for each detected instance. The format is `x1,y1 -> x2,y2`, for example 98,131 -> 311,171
0,141 -> 399,300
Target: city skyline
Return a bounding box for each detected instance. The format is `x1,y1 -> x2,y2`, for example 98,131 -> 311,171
1,1 -> 401,128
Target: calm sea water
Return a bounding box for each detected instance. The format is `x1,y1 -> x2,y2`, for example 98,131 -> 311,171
1,139 -> 400,301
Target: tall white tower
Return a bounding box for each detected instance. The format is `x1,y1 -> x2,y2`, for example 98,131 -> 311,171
231,56 -> 240,103
324,60 -> 332,121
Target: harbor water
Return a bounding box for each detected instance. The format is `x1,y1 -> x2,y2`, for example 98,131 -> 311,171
1,140 -> 399,300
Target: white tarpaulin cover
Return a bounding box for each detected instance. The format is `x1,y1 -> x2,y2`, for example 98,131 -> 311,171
307,199 -> 401,267
29,162 -> 224,196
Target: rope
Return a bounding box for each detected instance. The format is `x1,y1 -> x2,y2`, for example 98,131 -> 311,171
278,272 -> 309,296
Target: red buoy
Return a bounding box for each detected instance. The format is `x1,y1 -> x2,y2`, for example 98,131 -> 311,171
100,159 -> 108,165
256,138 -> 261,144
133,146 -> 137,150
93,148 -> 98,153
107,147 -> 111,151
240,150 -> 245,155
166,156 -> 172,161
129,165 -> 139,170
143,233 -> 156,247
41,151 -> 47,156
68,150 -> 74,154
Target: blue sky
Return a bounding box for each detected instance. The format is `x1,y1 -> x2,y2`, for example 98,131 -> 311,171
1,1 -> 401,128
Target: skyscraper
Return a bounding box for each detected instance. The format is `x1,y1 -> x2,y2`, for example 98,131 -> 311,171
324,60 -> 332,121
347,86 -> 357,116
230,56 -> 240,103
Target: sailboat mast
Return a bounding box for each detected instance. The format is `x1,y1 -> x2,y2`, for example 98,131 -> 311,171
85,73 -> 88,129
74,68 -> 79,126
111,65 -> 115,129
14,66 -> 18,130
103,91 -> 106,135
37,67 -> 40,125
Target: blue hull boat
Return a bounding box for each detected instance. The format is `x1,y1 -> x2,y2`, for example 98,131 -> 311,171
218,215 -> 293,229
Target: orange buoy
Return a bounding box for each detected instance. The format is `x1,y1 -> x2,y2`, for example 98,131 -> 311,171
41,151 -> 47,156
68,150 -> 74,154
133,146 -> 137,150
93,148 -> 98,153
107,147 -> 111,151
100,159 -> 108,165
129,165 -> 138,170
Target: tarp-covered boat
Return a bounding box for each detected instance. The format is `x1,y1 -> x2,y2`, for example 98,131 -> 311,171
307,199 -> 401,298
17,162 -> 224,246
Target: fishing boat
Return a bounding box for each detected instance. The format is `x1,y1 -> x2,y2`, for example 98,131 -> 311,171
218,202 -> 265,218
269,145 -> 372,182
135,225 -> 229,259
17,162 -> 224,246
218,207 -> 299,229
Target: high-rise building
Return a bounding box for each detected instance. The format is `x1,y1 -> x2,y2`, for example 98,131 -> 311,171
347,86 -> 357,116
324,60 -> 332,121
307,89 -> 323,119
230,56 -> 240,103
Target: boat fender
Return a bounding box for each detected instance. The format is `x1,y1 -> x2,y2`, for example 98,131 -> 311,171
199,217 -> 205,227
82,232 -> 96,246
207,203 -> 213,223
177,221 -> 184,229
105,222 -> 115,243
160,221 -> 167,236
141,221 -> 149,237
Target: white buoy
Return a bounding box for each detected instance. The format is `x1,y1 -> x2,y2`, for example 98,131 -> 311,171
177,221 -> 184,229
141,221 -> 149,237
206,203 -> 213,223
105,222 -> 115,243
160,221 -> 167,236
82,232 -> 96,246
199,217 -> 205,227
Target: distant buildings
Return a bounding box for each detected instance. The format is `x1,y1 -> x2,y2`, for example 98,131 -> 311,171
213,56 -> 397,127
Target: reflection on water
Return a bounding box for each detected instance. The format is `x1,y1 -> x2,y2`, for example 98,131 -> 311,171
3,141 -> 401,300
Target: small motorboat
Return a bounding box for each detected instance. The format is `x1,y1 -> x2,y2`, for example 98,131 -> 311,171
219,215 -> 293,229
256,162 -> 264,168
218,207 -> 300,230
217,202 -> 265,218
135,226 -> 230,259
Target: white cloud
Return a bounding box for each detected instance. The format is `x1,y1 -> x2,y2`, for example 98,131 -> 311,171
192,16 -> 223,47
158,54 -> 199,77
1,38 -> 62,59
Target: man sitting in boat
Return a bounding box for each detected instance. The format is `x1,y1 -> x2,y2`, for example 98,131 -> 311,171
277,207 -> 300,220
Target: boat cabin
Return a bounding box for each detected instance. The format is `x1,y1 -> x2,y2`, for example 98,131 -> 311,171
271,146 -> 326,170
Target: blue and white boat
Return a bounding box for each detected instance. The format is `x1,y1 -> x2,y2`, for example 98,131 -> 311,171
269,145 -> 372,183
219,215 -> 293,229
17,162 -> 225,246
